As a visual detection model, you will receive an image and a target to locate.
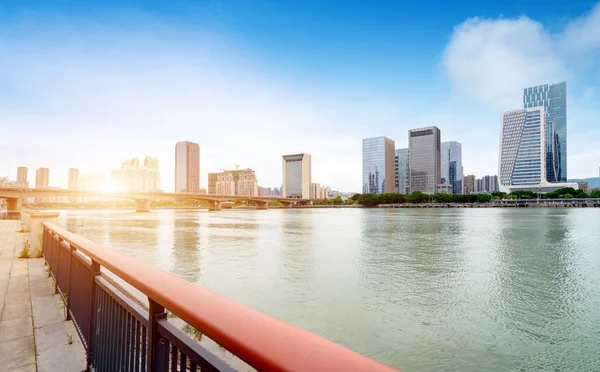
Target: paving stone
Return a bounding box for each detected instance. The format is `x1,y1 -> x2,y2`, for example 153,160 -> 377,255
0,317 -> 34,341
0,335 -> 35,371
31,294 -> 64,327
1,300 -> 32,321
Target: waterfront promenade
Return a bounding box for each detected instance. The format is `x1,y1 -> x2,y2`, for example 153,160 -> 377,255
0,221 -> 85,371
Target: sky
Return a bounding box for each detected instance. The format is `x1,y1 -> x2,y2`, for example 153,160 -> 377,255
0,0 -> 599,192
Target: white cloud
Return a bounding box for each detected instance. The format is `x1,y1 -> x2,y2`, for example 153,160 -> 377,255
442,3 -> 600,108
561,3 -> 600,54
442,16 -> 567,108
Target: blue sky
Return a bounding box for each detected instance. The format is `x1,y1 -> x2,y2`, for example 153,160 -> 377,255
1,0 -> 599,191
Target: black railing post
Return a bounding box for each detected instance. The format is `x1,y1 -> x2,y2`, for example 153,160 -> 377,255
87,260 -> 100,371
148,299 -> 168,372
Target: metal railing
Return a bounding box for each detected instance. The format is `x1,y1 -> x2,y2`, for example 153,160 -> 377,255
42,222 -> 397,372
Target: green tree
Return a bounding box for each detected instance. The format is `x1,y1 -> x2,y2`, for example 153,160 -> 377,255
476,194 -> 493,203
406,191 -> 427,203
590,190 -> 600,198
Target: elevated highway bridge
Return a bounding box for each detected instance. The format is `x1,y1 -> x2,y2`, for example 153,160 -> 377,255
0,188 -> 309,216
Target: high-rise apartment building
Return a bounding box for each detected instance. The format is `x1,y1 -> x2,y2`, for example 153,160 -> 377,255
68,168 -> 79,203
111,156 -> 160,192
282,153 -> 311,199
207,173 -> 217,194
16,166 -> 28,189
523,82 -> 567,182
215,169 -> 258,196
395,148 -> 409,194
175,141 -> 200,193
362,137 -> 395,194
68,168 -> 79,190
441,141 -> 462,194
408,127 -> 441,194
498,107 -> 576,193
310,183 -> 321,199
464,175 -> 475,194
476,175 -> 499,193
35,168 -> 49,188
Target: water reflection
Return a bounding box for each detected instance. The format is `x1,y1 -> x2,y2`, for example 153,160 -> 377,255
490,209 -> 594,370
171,217 -> 201,282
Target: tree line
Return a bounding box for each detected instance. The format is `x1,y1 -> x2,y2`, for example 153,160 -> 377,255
351,187 -> 600,206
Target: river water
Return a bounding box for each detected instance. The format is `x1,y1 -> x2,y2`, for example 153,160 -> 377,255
57,208 -> 600,371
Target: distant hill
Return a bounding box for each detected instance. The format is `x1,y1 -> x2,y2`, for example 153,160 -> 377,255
568,177 -> 600,189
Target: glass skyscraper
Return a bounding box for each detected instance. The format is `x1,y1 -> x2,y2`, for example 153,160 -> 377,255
523,82 -> 566,182
408,126 -> 441,194
362,136 -> 395,194
394,148 -> 409,194
441,141 -> 462,194
499,108 -> 544,190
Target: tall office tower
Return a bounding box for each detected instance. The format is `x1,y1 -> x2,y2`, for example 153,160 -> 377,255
16,166 -> 28,188
175,141 -> 200,193
282,153 -> 311,199
464,175 -> 475,194
523,82 -> 567,182
35,168 -> 49,188
362,137 -> 396,194
498,107 -> 576,193
441,141 -> 463,194
395,148 -> 409,194
408,127 -> 441,194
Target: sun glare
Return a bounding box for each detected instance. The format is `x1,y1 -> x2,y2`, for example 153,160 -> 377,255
100,181 -> 119,194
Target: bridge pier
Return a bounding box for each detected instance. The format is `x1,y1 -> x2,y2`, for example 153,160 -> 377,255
208,200 -> 222,211
280,201 -> 294,208
6,198 -> 22,218
135,199 -> 151,213
255,201 -> 268,210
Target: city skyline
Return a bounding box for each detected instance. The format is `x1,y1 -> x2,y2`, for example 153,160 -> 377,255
1,2 -> 599,191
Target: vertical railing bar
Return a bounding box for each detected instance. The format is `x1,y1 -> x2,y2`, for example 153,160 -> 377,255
55,238 -> 62,293
129,316 -> 136,372
97,289 -> 106,372
102,290 -> 110,372
88,261 -> 100,370
124,312 -> 131,372
169,344 -> 176,372
115,302 -> 121,370
190,360 -> 197,372
65,244 -> 73,321
118,303 -> 126,370
109,296 -> 117,372
141,324 -> 147,372
135,320 -> 141,372
179,354 -> 187,372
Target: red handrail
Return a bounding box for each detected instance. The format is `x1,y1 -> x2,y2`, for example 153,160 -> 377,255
44,222 -> 398,372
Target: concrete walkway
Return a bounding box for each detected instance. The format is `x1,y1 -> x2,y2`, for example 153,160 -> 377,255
0,220 -> 86,372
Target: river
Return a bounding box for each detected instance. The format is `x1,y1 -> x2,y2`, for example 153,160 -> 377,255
57,208 -> 600,371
